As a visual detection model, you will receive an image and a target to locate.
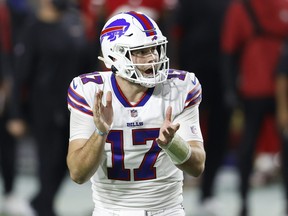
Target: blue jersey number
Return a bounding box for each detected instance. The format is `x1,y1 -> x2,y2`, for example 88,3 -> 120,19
106,129 -> 161,181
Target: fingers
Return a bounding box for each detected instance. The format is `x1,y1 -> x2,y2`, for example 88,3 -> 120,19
157,106 -> 180,146
156,138 -> 165,146
93,90 -> 103,117
94,90 -> 103,105
96,90 -> 103,103
174,123 -> 180,131
95,90 -> 112,107
163,126 -> 179,140
156,128 -> 175,146
167,125 -> 180,134
165,106 -> 180,131
106,91 -> 112,108
94,90 -> 113,119
165,106 -> 172,122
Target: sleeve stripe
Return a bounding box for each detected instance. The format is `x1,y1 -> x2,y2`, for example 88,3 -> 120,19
67,96 -> 93,116
184,94 -> 202,109
68,86 -> 90,107
185,83 -> 202,105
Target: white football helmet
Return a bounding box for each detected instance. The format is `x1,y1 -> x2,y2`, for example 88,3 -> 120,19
98,11 -> 169,88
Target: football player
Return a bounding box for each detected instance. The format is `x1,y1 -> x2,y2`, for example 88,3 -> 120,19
66,11 -> 206,216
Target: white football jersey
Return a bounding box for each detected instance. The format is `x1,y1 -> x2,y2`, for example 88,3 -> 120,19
67,69 -> 203,210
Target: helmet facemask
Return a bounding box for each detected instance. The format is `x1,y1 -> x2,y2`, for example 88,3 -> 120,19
123,41 -> 169,88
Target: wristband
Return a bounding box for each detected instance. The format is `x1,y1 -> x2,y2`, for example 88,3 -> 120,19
95,127 -> 108,136
159,134 -> 192,165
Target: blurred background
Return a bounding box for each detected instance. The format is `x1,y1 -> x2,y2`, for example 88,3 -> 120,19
1,0 -> 288,216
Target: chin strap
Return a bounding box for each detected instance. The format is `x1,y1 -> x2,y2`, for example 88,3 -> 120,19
111,66 -> 117,73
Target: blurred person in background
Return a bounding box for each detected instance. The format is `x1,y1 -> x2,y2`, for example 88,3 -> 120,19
95,0 -> 177,22
0,0 -> 34,215
8,0 -> 90,215
172,0 -> 233,214
221,0 -> 288,215
275,39 -> 288,216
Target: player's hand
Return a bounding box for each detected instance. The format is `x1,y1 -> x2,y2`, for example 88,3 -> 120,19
93,90 -> 113,133
156,106 -> 180,147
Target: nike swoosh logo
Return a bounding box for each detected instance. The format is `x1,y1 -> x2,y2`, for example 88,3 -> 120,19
73,80 -> 78,89
192,76 -> 197,85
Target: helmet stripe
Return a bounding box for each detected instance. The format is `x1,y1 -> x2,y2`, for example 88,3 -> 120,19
126,11 -> 157,37
101,26 -> 123,37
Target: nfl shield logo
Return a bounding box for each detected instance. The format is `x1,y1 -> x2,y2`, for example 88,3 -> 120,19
190,126 -> 198,134
130,109 -> 138,117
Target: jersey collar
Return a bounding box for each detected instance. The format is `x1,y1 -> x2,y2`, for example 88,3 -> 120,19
111,73 -> 154,107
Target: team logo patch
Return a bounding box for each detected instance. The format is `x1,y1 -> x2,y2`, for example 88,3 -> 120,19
130,109 -> 138,117
100,19 -> 130,43
190,126 -> 198,135
151,35 -> 158,41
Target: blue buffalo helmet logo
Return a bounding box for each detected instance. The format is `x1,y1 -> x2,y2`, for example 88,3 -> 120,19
100,19 -> 130,43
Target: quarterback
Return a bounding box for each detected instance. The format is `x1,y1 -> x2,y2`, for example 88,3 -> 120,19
66,11 -> 206,216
